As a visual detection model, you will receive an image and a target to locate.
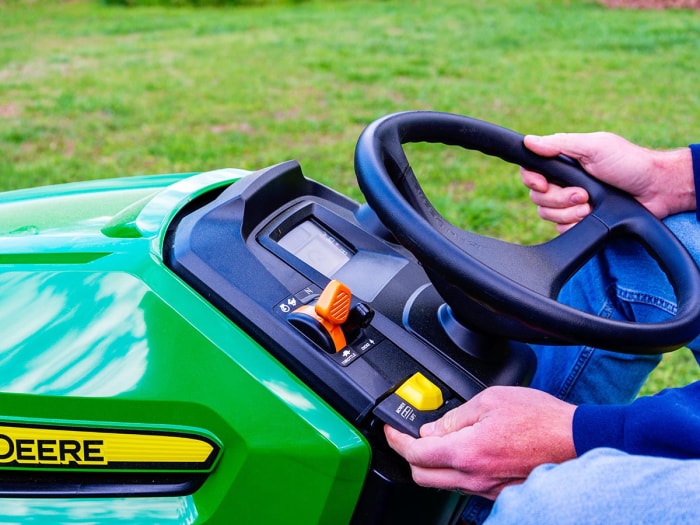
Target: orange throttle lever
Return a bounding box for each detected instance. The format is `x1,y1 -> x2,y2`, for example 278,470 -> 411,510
290,280 -> 352,352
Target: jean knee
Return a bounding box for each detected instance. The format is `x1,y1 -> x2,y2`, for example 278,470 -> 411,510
485,448 -> 700,525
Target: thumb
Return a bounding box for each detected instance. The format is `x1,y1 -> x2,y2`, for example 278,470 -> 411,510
420,401 -> 480,438
523,134 -> 572,157
525,132 -> 604,159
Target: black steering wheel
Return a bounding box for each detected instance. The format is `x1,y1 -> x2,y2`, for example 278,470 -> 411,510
354,111 -> 700,354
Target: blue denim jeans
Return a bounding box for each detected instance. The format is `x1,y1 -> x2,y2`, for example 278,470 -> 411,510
531,212 -> 700,404
486,448 -> 700,525
462,212 -> 700,525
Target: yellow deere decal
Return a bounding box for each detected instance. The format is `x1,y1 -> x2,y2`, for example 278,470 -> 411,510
0,423 -> 219,471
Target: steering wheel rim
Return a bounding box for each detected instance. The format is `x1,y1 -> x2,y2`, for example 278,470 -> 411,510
354,111 -> 700,354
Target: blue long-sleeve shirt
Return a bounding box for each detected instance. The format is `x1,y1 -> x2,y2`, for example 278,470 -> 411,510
574,379 -> 700,458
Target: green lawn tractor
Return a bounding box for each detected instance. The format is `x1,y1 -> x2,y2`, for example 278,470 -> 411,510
1,112 -> 698,524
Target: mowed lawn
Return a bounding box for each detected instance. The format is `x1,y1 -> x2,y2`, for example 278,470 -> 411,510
2,0 -> 700,393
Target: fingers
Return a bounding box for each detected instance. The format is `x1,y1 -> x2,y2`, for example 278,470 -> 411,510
384,425 -> 417,458
520,165 -> 589,210
384,424 -> 456,468
384,387 -> 576,500
520,166 -> 591,230
385,394 -> 488,465
408,464 -> 475,492
520,166 -> 588,208
519,165 -> 549,193
532,187 -> 591,226
408,464 -> 516,499
383,424 -> 516,499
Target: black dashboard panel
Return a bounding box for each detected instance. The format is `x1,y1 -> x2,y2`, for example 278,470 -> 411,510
166,161 -> 536,525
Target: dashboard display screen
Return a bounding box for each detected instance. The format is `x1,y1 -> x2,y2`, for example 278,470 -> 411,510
278,220 -> 352,277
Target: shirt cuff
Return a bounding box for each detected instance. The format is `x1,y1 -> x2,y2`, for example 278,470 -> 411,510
690,143 -> 700,221
572,404 -> 628,456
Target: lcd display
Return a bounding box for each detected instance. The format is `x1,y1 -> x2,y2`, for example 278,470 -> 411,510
278,220 -> 352,277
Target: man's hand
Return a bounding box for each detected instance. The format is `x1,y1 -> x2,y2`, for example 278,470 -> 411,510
521,132 -> 694,232
383,386 -> 576,500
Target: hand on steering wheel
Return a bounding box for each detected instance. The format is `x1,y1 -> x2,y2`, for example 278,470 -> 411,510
354,111 -> 700,354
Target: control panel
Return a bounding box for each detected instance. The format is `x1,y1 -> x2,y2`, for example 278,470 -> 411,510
165,161 -> 535,523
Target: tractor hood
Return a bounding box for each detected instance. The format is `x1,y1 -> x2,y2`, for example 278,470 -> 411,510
0,170 -> 247,247
0,166 -> 371,524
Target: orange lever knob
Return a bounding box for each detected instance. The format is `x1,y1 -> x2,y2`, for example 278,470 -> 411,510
315,280 -> 352,325
290,280 -> 353,353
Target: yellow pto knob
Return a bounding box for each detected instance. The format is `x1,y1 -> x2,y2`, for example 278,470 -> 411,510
395,372 -> 444,411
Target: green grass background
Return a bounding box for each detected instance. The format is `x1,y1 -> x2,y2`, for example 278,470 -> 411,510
2,0 -> 699,394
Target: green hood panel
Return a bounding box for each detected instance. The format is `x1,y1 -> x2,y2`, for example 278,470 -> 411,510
0,170 -> 370,524
0,174 -> 186,238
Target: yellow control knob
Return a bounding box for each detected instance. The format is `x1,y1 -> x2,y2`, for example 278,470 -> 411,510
395,372 -> 444,411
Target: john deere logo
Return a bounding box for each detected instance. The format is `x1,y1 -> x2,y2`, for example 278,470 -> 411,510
0,423 -> 220,472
